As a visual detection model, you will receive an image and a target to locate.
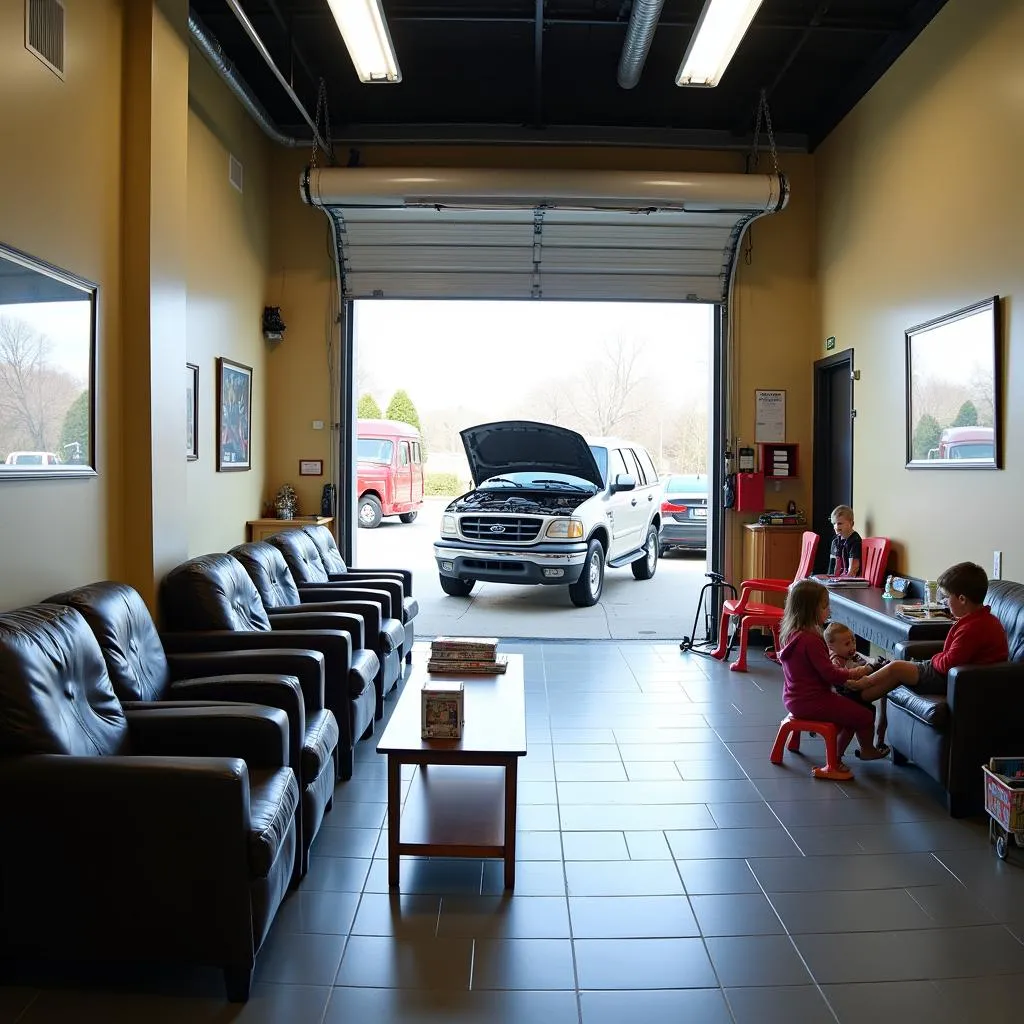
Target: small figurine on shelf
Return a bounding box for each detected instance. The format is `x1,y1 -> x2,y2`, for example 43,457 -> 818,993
274,483 -> 298,520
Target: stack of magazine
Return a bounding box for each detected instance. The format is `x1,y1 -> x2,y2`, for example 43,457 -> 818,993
895,602 -> 953,621
427,636 -> 508,674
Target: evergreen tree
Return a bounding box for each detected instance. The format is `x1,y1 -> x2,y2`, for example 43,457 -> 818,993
357,393 -> 382,419
951,400 -> 978,427
385,389 -> 422,431
912,413 -> 942,460
59,391 -> 89,464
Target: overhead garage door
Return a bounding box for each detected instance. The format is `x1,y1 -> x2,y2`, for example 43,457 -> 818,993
301,168 -> 788,302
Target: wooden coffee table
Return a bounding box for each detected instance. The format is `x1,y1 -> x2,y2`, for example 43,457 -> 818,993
376,653 -> 526,890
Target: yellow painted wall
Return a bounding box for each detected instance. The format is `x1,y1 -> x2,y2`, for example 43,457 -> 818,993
0,0 -> 124,607
266,147 -> 818,578
816,0 -> 1023,580
186,47 -> 272,553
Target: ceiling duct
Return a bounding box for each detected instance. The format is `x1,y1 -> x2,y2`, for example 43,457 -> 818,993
617,0 -> 667,89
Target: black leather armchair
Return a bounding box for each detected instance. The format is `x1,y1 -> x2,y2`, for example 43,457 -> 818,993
887,579 -> 1024,817
270,525 -> 418,662
230,541 -> 404,718
159,553 -> 377,781
0,603 -> 297,1002
46,580 -> 338,881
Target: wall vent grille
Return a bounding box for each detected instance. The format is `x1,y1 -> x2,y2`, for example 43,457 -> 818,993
25,0 -> 65,79
229,154 -> 244,193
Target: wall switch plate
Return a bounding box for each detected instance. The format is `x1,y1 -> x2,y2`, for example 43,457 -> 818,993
312,420 -> 324,430
994,551 -> 1002,580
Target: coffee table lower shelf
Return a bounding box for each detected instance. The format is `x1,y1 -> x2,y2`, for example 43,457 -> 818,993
387,758 -> 519,890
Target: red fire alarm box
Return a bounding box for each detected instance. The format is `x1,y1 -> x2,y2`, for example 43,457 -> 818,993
735,471 -> 765,513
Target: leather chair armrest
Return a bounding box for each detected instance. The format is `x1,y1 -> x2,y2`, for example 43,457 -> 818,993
276,600 -> 382,646
947,661 -> 1024,713
298,586 -> 393,620
327,575 -> 405,611
165,648 -> 325,710
125,705 -> 289,770
268,610 -> 366,651
344,567 -> 413,595
895,640 -> 944,660
169,676 -> 304,772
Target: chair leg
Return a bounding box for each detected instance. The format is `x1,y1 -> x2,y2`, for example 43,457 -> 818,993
730,619 -> 752,672
769,718 -> 792,764
820,724 -> 842,772
786,728 -> 801,753
710,610 -> 732,659
338,745 -> 354,782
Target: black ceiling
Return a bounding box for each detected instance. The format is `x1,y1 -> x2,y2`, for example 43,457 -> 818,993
189,0 -> 948,152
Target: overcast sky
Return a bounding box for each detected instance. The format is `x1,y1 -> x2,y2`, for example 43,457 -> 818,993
354,300 -> 713,414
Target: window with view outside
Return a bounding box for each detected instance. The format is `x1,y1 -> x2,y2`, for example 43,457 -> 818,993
357,438 -> 394,463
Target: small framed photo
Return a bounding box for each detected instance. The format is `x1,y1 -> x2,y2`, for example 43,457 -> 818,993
299,459 -> 324,476
217,357 -> 252,472
186,363 -> 199,461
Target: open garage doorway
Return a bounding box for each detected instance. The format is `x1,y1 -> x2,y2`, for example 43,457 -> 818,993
352,299 -> 715,641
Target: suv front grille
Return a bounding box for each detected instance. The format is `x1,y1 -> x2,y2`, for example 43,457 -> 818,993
460,516 -> 542,542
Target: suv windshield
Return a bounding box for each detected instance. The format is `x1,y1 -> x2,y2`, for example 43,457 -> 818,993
480,471 -> 598,493
357,438 -> 394,463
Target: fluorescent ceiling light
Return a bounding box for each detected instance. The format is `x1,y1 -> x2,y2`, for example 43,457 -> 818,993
675,0 -> 763,88
326,0 -> 402,83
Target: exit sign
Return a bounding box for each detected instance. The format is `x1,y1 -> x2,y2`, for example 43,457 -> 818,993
825,336 -> 836,350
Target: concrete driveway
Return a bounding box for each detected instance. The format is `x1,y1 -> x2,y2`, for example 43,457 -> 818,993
354,497 -> 711,641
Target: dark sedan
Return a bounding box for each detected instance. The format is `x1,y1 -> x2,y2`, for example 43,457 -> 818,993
658,474 -> 708,555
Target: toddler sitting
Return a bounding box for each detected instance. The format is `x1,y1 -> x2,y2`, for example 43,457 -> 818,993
823,621 -> 890,747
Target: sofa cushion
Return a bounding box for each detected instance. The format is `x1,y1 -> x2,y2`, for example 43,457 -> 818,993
230,542 -> 303,610
161,554 -> 273,632
888,686 -> 950,729
247,767 -> 300,878
268,531 -> 332,585
350,650 -> 378,698
301,709 -> 340,784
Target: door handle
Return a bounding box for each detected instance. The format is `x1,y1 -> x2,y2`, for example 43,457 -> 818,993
631,498 -> 638,507
648,493 -> 653,501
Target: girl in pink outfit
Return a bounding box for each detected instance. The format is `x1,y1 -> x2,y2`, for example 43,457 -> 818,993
778,579 -> 890,773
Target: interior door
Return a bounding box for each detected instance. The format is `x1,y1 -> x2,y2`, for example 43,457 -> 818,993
812,350 -> 854,572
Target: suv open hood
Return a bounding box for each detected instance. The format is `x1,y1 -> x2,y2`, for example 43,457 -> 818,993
460,421 -> 605,489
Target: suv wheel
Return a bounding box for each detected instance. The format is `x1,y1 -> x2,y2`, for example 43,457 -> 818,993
569,539 -> 605,607
440,575 -> 475,597
358,495 -> 383,529
632,525 -> 659,580
399,511 -> 418,524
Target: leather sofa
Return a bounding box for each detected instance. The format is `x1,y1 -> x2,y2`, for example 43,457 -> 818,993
0,603 -> 296,1001
272,524 -> 418,662
887,578 -> 1024,817
230,541 -> 404,719
47,580 -> 337,881
160,553 -> 377,780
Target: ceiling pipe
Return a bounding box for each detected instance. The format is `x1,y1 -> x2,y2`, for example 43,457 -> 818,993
188,10 -> 309,148
616,0 -> 667,89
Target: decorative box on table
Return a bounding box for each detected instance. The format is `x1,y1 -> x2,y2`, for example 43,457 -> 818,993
421,680 -> 464,739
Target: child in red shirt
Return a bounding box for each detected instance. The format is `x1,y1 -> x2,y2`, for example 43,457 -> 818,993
845,561 -> 1008,702
778,579 -> 891,778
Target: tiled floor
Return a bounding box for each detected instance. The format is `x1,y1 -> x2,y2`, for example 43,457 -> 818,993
5,640 -> 1024,1023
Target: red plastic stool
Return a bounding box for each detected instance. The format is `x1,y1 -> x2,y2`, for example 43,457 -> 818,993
769,714 -> 852,781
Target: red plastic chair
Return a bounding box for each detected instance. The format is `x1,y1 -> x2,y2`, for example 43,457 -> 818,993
711,531 -> 819,672
770,714 -> 853,781
860,536 -> 892,587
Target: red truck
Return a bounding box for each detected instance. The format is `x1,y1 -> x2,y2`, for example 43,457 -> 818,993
356,419 -> 425,528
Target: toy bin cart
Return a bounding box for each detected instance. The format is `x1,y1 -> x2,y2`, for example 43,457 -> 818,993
982,758 -> 1024,860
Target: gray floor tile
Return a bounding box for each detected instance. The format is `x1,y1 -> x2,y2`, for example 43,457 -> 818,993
335,936 -> 473,989
906,884 -> 1000,926
624,830 -> 673,859
568,895 -> 699,938
437,895 -> 571,938
312,825 -> 382,859
274,890 -> 361,935
726,984 -> 835,1024
705,935 -> 813,987
769,888 -> 935,933
555,761 -> 629,782
254,930 -> 347,985
325,987 -> 581,1023
515,830 -> 565,861
561,831 -> 629,860
470,938 -> 576,989
673,759 -> 749,780
302,856 -> 373,893
932,974 -> 1024,1024
482,859 -> 567,896
667,826 -> 801,859
350,893 -> 441,937
565,859 -> 683,896
574,938 -> 717,989
580,988 -> 732,1024
823,981 -> 958,1024
560,803 -> 716,831
707,801 -> 782,828
677,858 -> 760,894
690,893 -> 784,935
365,857 -> 484,895
748,853 -> 951,892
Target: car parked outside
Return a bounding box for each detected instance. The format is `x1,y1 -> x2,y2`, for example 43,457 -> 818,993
658,473 -> 708,555
4,451 -> 61,467
434,420 -> 662,607
356,418 -> 425,528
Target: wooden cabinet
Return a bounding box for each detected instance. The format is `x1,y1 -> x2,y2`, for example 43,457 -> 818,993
246,516 -> 333,543
742,524 -> 807,609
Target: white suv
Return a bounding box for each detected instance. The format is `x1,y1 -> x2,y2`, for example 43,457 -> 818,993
434,421 -> 662,607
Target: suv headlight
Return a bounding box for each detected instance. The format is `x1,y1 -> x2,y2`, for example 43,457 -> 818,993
546,519 -> 584,539
441,514 -> 458,536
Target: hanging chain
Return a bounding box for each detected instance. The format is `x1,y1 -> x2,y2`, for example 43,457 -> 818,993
311,79 -> 335,168
744,87 -> 780,263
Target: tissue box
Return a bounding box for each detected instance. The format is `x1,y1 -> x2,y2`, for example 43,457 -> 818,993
421,681 -> 464,739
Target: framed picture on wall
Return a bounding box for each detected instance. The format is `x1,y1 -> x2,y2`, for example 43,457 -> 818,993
186,362 -> 199,461
216,357 -> 252,472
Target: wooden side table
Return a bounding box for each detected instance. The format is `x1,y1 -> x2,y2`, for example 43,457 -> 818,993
246,516 -> 333,543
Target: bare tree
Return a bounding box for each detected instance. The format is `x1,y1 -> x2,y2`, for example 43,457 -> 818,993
0,315 -> 79,453
570,337 -> 647,435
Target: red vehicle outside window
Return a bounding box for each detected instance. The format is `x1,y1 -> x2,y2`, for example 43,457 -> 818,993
356,419 -> 425,528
